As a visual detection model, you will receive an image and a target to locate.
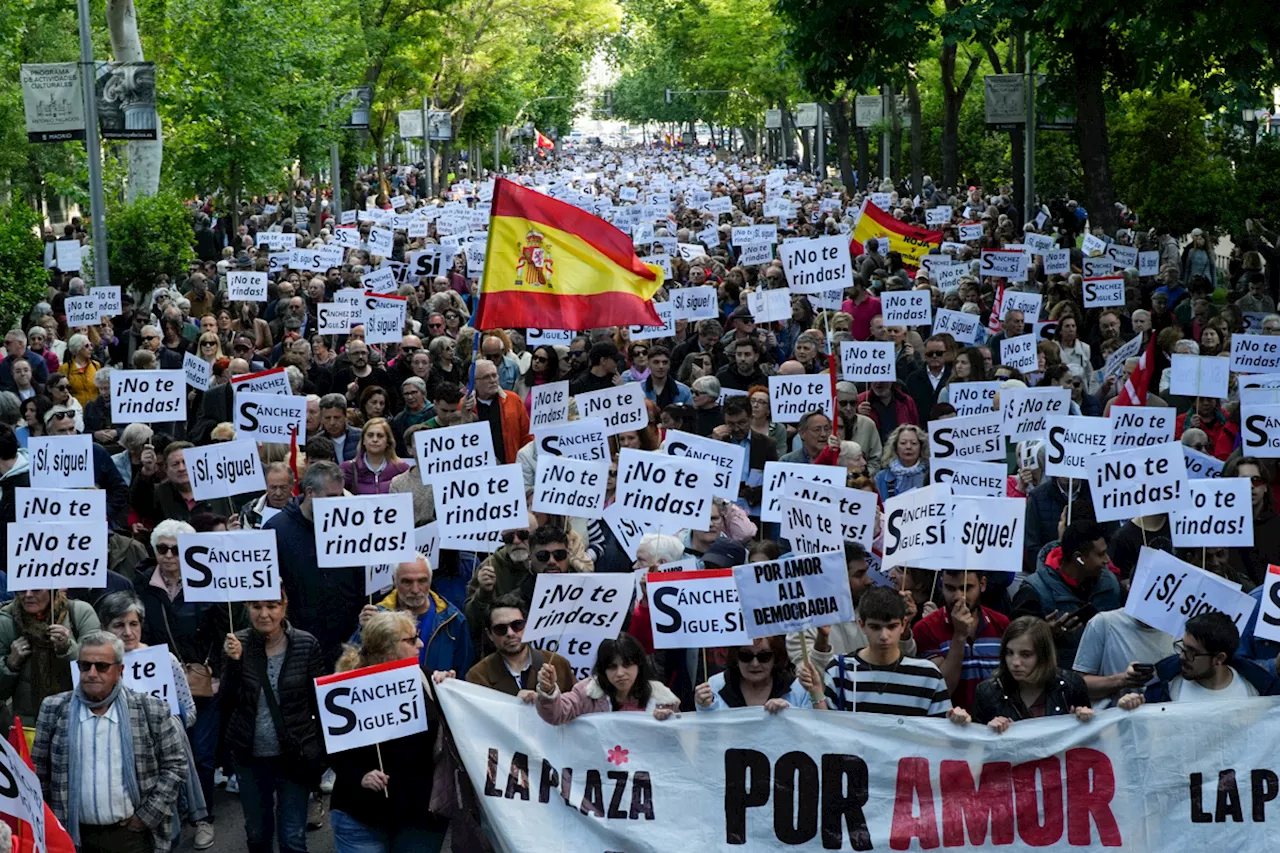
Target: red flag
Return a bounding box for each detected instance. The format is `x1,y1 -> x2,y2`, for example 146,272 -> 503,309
8,721 -> 75,853
987,282 -> 1006,338
535,130 -> 555,149
1113,332 -> 1155,407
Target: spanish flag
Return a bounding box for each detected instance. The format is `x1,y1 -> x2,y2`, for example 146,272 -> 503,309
850,200 -> 943,271
473,178 -> 664,331
535,129 -> 555,149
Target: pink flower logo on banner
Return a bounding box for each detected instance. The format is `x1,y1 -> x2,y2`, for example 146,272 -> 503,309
606,745 -> 629,766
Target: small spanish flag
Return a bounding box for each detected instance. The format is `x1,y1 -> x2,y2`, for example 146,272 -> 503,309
535,129 -> 555,149
850,200 -> 943,271
473,179 -> 663,331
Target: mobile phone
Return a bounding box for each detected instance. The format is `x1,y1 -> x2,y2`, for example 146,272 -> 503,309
1132,662 -> 1156,675
1071,604 -> 1098,624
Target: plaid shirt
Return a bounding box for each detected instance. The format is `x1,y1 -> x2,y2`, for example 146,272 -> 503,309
33,688 -> 187,853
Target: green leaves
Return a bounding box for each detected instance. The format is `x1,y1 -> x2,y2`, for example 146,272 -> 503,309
104,191 -> 194,295
0,198 -> 48,335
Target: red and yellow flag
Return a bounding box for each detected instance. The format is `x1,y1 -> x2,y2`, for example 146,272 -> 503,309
850,200 -> 943,270
474,179 -> 663,331
535,129 -> 555,149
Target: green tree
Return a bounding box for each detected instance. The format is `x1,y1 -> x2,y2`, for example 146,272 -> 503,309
105,191 -> 194,298
0,198 -> 48,332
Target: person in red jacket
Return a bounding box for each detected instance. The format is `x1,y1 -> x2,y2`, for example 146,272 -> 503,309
856,380 -> 921,444
1174,396 -> 1237,460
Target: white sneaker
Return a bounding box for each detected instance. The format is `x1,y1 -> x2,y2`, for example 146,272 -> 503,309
214,768 -> 226,787
194,821 -> 215,850
225,774 -> 239,795
320,768 -> 335,794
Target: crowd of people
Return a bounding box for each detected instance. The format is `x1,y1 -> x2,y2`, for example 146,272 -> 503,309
12,146 -> 1280,853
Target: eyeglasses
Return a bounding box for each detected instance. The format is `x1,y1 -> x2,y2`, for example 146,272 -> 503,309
77,660 -> 115,674
536,549 -> 569,563
532,354 -> 548,364
201,341 -> 217,347
925,350 -> 946,359
428,322 -> 444,329
737,649 -> 774,664
489,619 -> 527,636
155,543 -> 178,556
399,632 -> 421,643
1173,639 -> 1213,663
838,400 -> 857,408
401,346 -> 420,355
632,348 -> 648,357
143,335 -> 159,342
1249,475 -> 1267,486
502,529 -> 530,544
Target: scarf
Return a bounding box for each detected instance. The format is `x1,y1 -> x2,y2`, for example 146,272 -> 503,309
65,681 -> 141,844
17,594 -> 71,711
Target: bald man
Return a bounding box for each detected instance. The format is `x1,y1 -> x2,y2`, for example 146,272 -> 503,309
356,556 -> 474,676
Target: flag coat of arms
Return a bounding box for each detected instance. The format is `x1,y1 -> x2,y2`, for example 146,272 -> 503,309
473,178 -> 664,331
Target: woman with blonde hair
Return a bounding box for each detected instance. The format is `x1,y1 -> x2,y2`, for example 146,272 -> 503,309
342,417 -> 409,495
196,332 -> 225,363
875,424 -> 929,500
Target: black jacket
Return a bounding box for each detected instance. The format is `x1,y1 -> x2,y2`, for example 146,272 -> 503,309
130,476 -> 235,527
329,702 -> 443,833
971,669 -> 1090,724
904,366 -> 950,425
220,622 -> 326,773
134,565 -> 246,677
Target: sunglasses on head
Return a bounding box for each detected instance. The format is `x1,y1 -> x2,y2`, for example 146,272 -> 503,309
502,529 -> 530,544
489,619 -> 527,636
737,649 -> 774,664
536,549 -> 569,563
77,660 -> 115,674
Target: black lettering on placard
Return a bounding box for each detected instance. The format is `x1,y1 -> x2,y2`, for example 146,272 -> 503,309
184,546 -> 212,587
724,749 -> 870,849
0,760 -> 17,799
240,401 -> 260,431
324,687 -> 357,734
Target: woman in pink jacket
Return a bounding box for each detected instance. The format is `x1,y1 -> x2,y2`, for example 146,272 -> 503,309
341,418 -> 410,495
536,634 -> 680,724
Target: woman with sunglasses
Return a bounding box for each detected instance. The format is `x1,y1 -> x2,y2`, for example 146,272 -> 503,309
513,345 -> 560,404
196,333 -> 225,363
328,611 -> 449,853
44,374 -> 84,432
621,342 -> 650,383
694,636 -> 812,713
0,585 -> 99,732
1224,457 -> 1280,586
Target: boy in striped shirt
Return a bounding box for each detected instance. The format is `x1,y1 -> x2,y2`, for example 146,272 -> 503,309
800,586 -> 952,717
913,570 -> 1009,712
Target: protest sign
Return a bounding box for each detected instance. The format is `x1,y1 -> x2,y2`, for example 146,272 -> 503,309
1082,276 -> 1125,308
1256,565 -> 1280,644
880,291 -> 932,327
231,366 -> 292,397
313,493 -> 415,568
1044,248 -> 1071,275
72,644 -> 180,717
781,497 -> 843,555
111,369 -> 185,424
28,435 -> 93,489
65,295 -> 99,327
661,429 -> 744,501
998,333 -> 1038,373
183,351 -> 211,392
0,732 -> 49,853
602,501 -> 656,561
630,301 -> 676,341
646,569 -> 748,649
533,455 -> 607,519
233,392 -> 305,443
1082,256 -> 1111,277
525,328 -> 575,345
7,520 -> 106,591
413,422 -> 495,482
536,417 -> 610,462
882,483 -> 956,572
1106,244 -> 1138,269
178,530 -> 280,602
950,497 -> 1024,573
767,374 -> 832,423
430,464 -> 527,537
672,285 -> 718,321
1001,292 -> 1042,321
745,287 -> 791,323
948,381 -> 999,416
1126,546 -> 1256,638
777,235 -> 852,294
1084,443 -> 1188,523
317,303 -> 362,334
366,226 -> 394,256
928,410 -> 1004,463
185,440 -> 265,501
930,459 -> 1006,497
1183,445 -> 1224,480
840,341 -> 895,382
529,381 -> 570,434
932,309 -> 983,345
733,550 -> 854,637
783,480 -> 876,549
1100,334 -> 1144,387
761,462 -> 840,524
1238,373 -> 1280,395
958,222 -> 985,241
523,572 -> 634,642
1138,250 -> 1160,276
929,262 -> 967,290
1240,401 -> 1280,458
314,657 -> 427,754
367,306 -> 405,345
14,487 -> 104,525
93,286 -> 122,317
1045,415 -> 1113,478
1231,334 -> 1280,373
227,271 -> 268,301
980,248 -> 1027,278
616,449 -> 716,531
1169,478 -> 1253,548
1023,231 -> 1055,256
574,385 -> 647,436
360,267 -> 397,294
1170,353 -> 1230,399
1110,406 -> 1175,449
1000,386 -> 1071,441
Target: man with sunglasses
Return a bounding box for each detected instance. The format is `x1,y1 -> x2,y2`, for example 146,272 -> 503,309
904,335 -> 951,427
452,593 -> 574,699
465,513 -> 538,639
1142,611 -> 1277,704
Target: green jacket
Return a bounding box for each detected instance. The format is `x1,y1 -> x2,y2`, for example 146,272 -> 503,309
0,598 -> 100,719
464,547 -> 537,642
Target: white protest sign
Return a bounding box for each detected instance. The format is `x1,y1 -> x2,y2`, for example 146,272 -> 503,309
93,286 -> 122,317
767,374 -> 832,424
233,392 -> 305,443
185,440 -> 266,501
933,309 -> 983,345
999,333 -> 1038,373
930,459 -> 1007,497
1044,249 -> 1071,276
413,421 -> 495,482
761,462 -> 841,524
661,429 -> 744,501
1000,386 -> 1071,441
1045,415 -> 1113,478
950,497 -> 1024,573
228,271 -> 268,301
313,493 -> 416,568
111,369 -> 185,424
630,301 -> 676,341
778,235 -> 852,295
949,381 -> 999,416
71,644 -> 181,717
1139,250 -> 1160,277
1169,478 -> 1253,548
928,410 -> 1005,463
880,291 -> 932,327
529,381 -> 570,434
533,455 -> 607,519
959,223 -> 985,241
360,267 -> 397,295
1001,292 -> 1043,321
1081,233 -> 1107,255
780,492 -> 844,554
367,307 -> 405,345
178,530 -> 280,602
1023,232 -> 1055,256
1106,244 -> 1138,268
746,287 -> 791,323
7,520 -> 106,591
1170,353 -> 1230,399
784,479 -> 876,549
732,550 -> 855,638
314,657 -> 428,754
523,572 -> 635,643
881,483 -> 956,572
256,231 -> 297,251
615,449 -> 716,531
28,435 -> 93,489
0,736 -> 46,853
1126,547 -> 1256,638
1085,442 -> 1188,523
232,367 -> 292,397
840,341 -> 896,382
14,487 -> 104,525
674,286 -> 718,321
525,328 -> 575,345
647,569 -> 748,649
536,417 -> 610,462
1231,334 -> 1280,374
1183,446 -> 1224,480
430,463 -> 527,537
601,501 -> 656,562
1256,565 -> 1280,644
980,249 -> 1027,278
1109,406 -> 1176,449
1240,401 -> 1280,458
366,226 -> 394,256
1082,276 -> 1126,308
574,384 -> 647,436
317,303 -> 362,334
65,295 -> 100,327
183,351 -> 211,392
926,206 -> 952,226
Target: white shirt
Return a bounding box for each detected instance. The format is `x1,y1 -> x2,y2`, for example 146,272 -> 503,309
1173,667 -> 1258,702
76,699 -> 134,825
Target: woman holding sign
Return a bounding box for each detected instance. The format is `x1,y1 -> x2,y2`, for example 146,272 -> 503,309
536,634 -> 680,724
694,637 -> 812,713
0,588 -> 98,729
328,611 -> 448,853
341,418 -> 410,496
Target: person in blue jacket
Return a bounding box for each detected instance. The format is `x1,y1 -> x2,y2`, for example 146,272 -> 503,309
353,555 -> 474,678
693,636 -> 812,713
1143,611 -> 1277,703
1236,584 -> 1280,675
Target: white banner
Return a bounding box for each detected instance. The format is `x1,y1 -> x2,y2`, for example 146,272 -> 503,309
930,459 -> 1007,497
28,435 -> 93,489
14,487 -> 104,524
183,351 -> 211,392
65,295 -> 100,327
536,417 -> 610,462
880,291 -> 932,327
413,422 -> 495,482
111,369 -> 185,424
928,411 -> 1005,463
768,374 -> 832,424
1085,443 -> 1187,523
784,480 -> 876,550
6,520 -> 106,591
1045,415 -> 1113,479
523,572 -> 634,643
227,271 -> 268,301
1110,406 -> 1175,450
231,367 -> 292,397
646,568 -> 748,649
999,333 -> 1038,373
313,493 -> 416,568
1231,334 -> 1280,374
1001,386 -> 1071,441
185,440 -> 265,501
949,381 -> 999,416
532,455 -> 607,519
950,496 -> 1024,573
778,235 -> 852,294
1169,478 -> 1253,548
1126,546 -> 1256,638
781,497 -> 843,555
840,341 -> 896,382
178,530 -> 280,602
314,657 -> 427,754
882,483 -> 956,571
0,733 -> 49,853
1082,275 -> 1125,308
761,462 -> 841,523
529,381 -> 570,435
732,550 -> 854,637
933,309 -> 983,346
615,449 -> 716,531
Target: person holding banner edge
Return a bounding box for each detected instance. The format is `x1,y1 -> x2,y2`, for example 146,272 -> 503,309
694,636 -> 812,713
536,633 -> 679,724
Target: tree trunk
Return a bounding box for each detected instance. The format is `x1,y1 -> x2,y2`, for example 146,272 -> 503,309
107,0 -> 161,201
1068,28 -> 1116,232
828,96 -> 855,189
940,44 -> 961,190
908,70 -> 922,196
781,105 -> 797,159
739,126 -> 757,156
889,87 -> 902,183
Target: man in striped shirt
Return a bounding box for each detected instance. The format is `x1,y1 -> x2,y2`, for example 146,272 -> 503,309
913,570 -> 1009,711
800,587 -> 952,717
